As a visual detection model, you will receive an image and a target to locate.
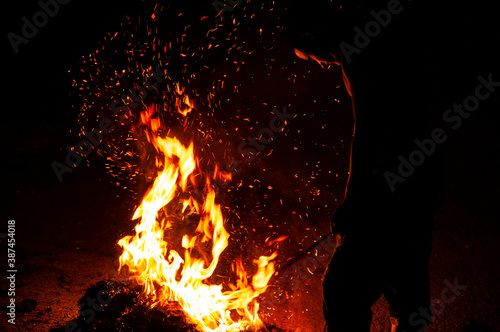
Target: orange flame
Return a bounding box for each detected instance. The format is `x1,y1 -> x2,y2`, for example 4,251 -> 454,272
118,87 -> 277,331
176,83 -> 194,117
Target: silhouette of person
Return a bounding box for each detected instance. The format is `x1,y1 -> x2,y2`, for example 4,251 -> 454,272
285,0 -> 446,331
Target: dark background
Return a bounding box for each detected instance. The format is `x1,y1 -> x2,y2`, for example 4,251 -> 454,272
2,0 -> 499,331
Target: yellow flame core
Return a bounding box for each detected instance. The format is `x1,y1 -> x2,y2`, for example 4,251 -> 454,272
118,94 -> 276,331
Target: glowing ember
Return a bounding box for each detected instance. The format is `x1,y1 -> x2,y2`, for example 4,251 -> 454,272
118,88 -> 278,331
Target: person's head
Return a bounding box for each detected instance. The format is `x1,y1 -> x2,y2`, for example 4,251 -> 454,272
283,0 -> 344,66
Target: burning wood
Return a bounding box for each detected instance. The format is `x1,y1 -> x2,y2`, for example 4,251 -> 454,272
49,280 -> 285,332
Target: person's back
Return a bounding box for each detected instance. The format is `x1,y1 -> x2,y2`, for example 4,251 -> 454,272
285,0 -> 445,330
339,0 -> 445,231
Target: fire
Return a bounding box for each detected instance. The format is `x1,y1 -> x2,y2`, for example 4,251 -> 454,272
118,87 -> 278,331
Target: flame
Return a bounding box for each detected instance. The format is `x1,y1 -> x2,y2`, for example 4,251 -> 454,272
118,87 -> 277,331
176,83 -> 194,117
